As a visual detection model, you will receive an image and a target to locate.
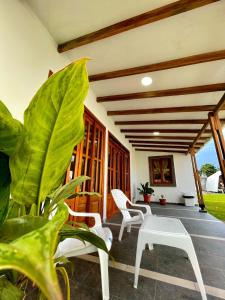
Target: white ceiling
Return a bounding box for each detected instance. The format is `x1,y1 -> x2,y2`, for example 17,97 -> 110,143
25,0 -> 225,151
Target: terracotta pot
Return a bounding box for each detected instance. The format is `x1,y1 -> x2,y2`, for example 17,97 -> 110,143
143,194 -> 152,203
159,198 -> 167,205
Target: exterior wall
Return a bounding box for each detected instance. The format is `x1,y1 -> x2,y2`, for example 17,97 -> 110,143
0,0 -> 136,219
135,151 -> 196,204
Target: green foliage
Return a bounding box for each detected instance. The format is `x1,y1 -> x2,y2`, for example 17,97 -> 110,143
10,58 -> 89,211
200,163 -> 218,177
138,182 -> 154,195
0,153 -> 11,225
0,59 -> 108,299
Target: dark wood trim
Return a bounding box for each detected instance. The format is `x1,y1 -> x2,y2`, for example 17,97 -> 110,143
58,0 -> 218,52
136,148 -> 186,154
129,140 -> 204,146
89,50 -> 225,81
125,135 -> 208,140
98,83 -> 225,102
121,129 -> 211,134
107,105 -> 215,116
132,144 -> 196,149
115,119 -> 209,125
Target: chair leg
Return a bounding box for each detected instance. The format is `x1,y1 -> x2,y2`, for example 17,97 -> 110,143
119,223 -> 125,241
186,242 -> 207,300
127,224 -> 131,233
98,249 -> 110,300
134,239 -> 145,289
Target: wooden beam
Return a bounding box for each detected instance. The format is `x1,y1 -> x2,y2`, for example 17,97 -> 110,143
188,92 -> 225,150
208,113 -> 225,183
125,135 -> 208,140
121,129 -> 211,134
129,140 -> 204,146
107,105 -> 215,116
58,0 -> 218,52
132,144 -> 198,149
89,49 -> 225,81
98,83 -> 225,102
115,119 -> 209,125
135,148 -> 186,154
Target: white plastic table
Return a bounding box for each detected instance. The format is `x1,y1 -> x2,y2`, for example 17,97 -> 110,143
134,215 -> 207,300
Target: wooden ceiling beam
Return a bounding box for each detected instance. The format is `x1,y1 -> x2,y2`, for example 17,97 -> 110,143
129,140 -> 204,146
107,105 -> 215,116
58,0 -> 218,52
132,144 -> 200,149
89,49 -> 225,81
125,135 -> 208,140
97,83 -> 225,102
121,129 -> 211,133
135,148 -> 186,154
115,119 -> 217,125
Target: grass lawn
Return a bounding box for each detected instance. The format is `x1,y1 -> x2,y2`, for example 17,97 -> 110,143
204,193 -> 225,221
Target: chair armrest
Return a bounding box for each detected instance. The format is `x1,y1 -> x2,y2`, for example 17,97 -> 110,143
65,204 -> 102,228
121,208 -> 144,221
130,203 -> 152,215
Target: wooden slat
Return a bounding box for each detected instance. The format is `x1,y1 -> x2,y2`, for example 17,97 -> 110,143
125,135 -> 208,140
129,140 -> 204,146
58,0 -> 219,52
107,105 -> 215,116
115,119 -> 208,125
89,49 -> 225,81
121,129 -> 211,134
132,144 -> 198,149
98,83 -> 225,102
135,148 -> 186,154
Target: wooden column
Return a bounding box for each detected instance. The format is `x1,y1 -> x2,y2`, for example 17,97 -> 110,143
208,113 -> 225,184
190,148 -> 206,212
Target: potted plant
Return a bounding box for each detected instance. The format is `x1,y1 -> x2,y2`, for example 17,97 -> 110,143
138,182 -> 154,203
159,194 -> 167,205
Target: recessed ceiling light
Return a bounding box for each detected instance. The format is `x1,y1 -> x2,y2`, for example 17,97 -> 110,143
153,131 -> 160,136
141,76 -> 153,86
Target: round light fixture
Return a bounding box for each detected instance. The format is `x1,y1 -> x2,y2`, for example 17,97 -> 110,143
141,76 -> 153,86
153,131 -> 160,136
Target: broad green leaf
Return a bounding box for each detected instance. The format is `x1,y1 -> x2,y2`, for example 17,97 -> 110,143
0,100 -> 23,156
0,204 -> 69,300
0,152 -> 11,225
0,216 -> 48,243
60,224 -> 109,253
10,59 -> 89,210
0,277 -> 24,300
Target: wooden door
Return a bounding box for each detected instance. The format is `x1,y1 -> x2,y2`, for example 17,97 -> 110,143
65,108 -> 105,226
107,134 -> 131,220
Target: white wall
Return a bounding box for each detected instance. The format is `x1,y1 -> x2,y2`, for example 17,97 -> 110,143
135,150 -> 196,204
0,0 -> 136,219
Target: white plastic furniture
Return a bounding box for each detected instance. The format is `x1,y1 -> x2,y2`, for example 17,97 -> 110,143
111,189 -> 152,241
134,215 -> 207,300
55,204 -> 113,300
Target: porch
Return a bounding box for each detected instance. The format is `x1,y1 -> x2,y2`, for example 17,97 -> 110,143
63,204 -> 225,300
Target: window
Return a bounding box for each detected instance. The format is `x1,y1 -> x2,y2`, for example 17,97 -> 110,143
149,155 -> 176,187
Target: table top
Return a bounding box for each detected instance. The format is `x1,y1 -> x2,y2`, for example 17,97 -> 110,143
140,215 -> 189,236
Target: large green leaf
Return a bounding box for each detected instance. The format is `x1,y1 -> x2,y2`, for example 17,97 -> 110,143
0,100 -> 23,156
0,152 -> 11,225
0,277 -> 24,300
0,204 -> 69,300
10,59 -> 89,210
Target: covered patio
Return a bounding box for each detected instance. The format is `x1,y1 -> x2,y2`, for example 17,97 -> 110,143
59,204 -> 225,300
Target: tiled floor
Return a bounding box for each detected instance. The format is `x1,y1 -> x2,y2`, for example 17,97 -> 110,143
64,203 -> 225,300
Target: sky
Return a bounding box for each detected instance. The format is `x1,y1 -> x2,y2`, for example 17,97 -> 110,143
196,128 -> 225,169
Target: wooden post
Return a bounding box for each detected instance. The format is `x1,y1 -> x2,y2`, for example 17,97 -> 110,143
190,148 -> 206,212
208,113 -> 225,184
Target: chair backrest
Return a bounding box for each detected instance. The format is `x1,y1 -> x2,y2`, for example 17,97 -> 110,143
111,189 -> 132,221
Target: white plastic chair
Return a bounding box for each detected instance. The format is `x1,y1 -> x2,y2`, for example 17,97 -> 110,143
134,215 -> 207,300
55,204 -> 113,300
111,189 -> 152,241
